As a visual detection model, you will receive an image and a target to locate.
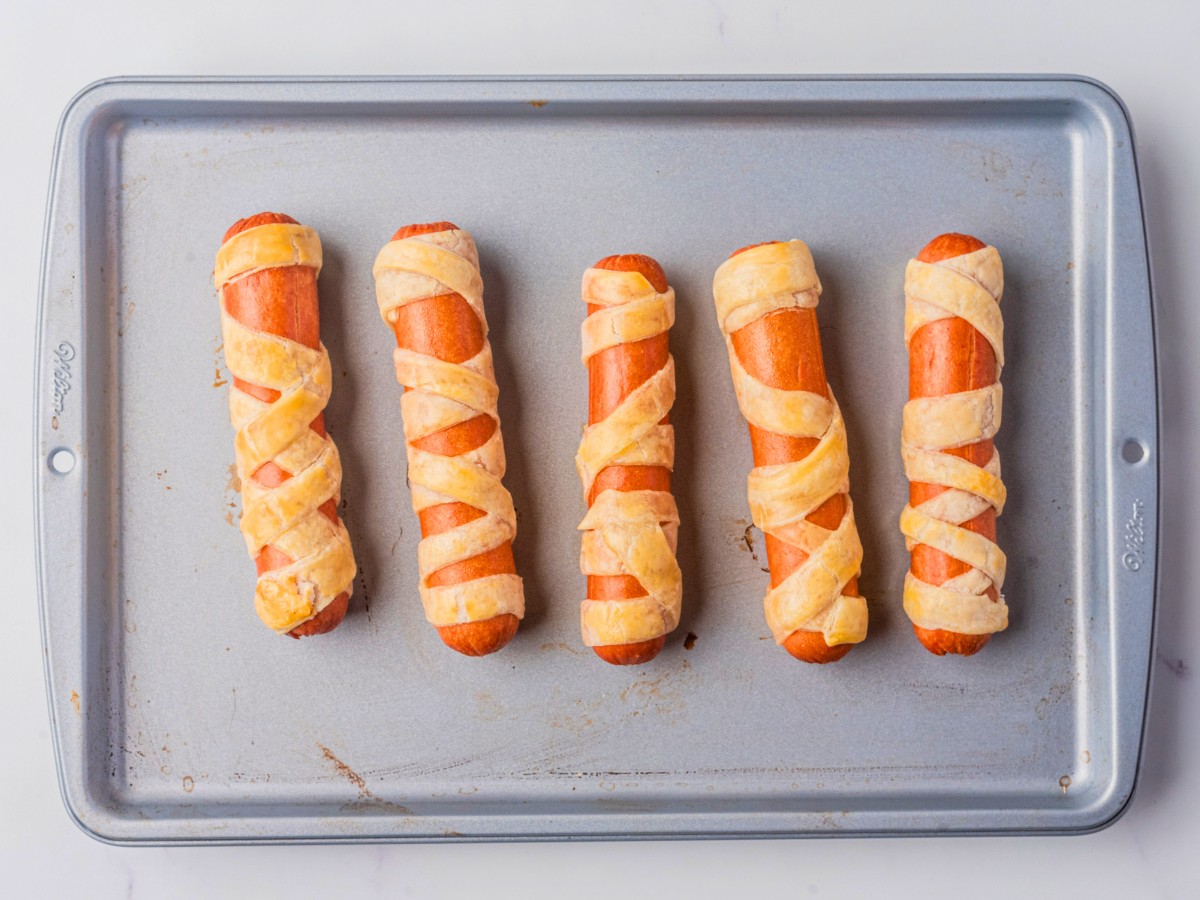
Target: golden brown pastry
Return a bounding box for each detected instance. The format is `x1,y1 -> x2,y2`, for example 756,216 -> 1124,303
576,254 -> 681,664
373,223 -> 524,656
214,213 -> 356,636
712,239 -> 868,662
902,233 -> 1008,655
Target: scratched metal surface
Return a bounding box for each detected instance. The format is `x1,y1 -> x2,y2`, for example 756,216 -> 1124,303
34,77 -> 1158,842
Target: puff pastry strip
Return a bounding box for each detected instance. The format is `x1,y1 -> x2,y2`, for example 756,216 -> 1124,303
713,240 -> 868,648
576,265 -> 682,648
373,228 -> 525,629
901,244 -> 1009,636
215,221 -> 356,634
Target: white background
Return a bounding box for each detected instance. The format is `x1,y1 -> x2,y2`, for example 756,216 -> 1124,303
3,1 -> 1195,897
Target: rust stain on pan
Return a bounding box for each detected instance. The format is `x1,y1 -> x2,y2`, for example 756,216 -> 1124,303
318,743 -> 369,795
318,743 -> 414,814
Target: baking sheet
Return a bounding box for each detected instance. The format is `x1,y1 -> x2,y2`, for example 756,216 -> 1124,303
34,77 -> 1158,842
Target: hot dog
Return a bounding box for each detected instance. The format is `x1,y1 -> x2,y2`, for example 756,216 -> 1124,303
215,212 -> 356,637
372,222 -> 523,656
576,254 -> 681,665
713,240 -> 868,662
901,233 -> 1008,655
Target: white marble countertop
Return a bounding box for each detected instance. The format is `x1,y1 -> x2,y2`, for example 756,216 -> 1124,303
3,1 -> 1195,896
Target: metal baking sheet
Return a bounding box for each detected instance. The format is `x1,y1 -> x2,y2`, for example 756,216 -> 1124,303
34,76 -> 1158,843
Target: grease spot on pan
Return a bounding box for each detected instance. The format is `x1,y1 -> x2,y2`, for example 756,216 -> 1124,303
1157,651 -> 1191,680
540,641 -> 584,656
117,301 -> 136,337
474,691 -> 507,722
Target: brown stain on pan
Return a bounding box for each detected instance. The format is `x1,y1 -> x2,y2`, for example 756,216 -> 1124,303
540,641 -> 585,656
318,742 -> 369,795
317,743 -> 414,814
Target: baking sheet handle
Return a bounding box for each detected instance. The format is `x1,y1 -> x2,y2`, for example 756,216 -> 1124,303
35,103 -> 92,800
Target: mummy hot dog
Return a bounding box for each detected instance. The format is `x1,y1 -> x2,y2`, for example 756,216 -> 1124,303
901,233 -> 1008,655
712,240 -> 869,662
214,213 -> 356,637
373,223 -> 524,656
576,254 -> 682,665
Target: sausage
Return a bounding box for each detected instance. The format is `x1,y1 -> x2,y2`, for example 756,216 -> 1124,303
216,212 -> 355,637
713,240 -> 869,662
902,233 -> 1008,655
374,222 -> 522,656
578,254 -> 680,665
